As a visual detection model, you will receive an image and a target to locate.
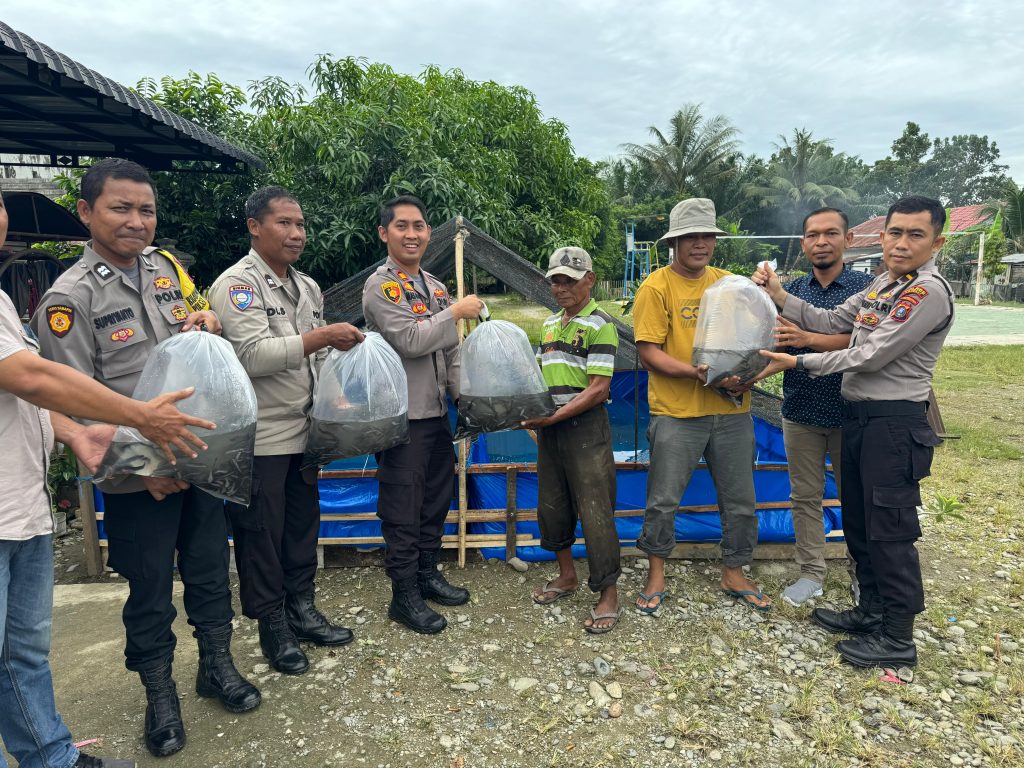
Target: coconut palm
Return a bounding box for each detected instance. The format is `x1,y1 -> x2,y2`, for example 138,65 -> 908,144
622,104 -> 742,200
981,180 -> 1024,253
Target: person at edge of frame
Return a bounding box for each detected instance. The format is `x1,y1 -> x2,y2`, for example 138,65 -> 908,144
209,185 -> 364,675
752,195 -> 954,669
521,246 -> 623,634
361,195 -> 483,634
30,159 -> 260,759
632,197 -> 772,617
774,207 -> 873,607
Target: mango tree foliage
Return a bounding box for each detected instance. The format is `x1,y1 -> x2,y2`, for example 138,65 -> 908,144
246,56 -> 608,283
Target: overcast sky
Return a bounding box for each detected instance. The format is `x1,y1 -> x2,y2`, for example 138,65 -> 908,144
4,1 -> 1022,178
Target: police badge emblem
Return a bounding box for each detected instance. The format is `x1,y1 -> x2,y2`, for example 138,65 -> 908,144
228,284 -> 255,311
381,281 -> 402,304
46,305 -> 74,337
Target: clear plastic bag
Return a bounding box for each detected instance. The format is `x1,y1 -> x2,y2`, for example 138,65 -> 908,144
692,275 -> 778,388
454,320 -> 555,440
302,332 -> 409,468
95,333 -> 257,504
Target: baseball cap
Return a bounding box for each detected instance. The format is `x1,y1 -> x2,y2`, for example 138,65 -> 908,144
545,247 -> 592,280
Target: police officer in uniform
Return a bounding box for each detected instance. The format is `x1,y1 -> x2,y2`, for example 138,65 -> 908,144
361,195 -> 483,634
209,186 -> 363,674
32,159 -> 260,758
754,195 -> 953,668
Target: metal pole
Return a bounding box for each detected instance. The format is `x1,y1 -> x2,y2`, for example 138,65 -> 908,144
974,232 -> 985,306
454,217 -> 469,567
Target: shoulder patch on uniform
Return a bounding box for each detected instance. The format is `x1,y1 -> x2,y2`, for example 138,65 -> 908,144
94,263 -> 114,280
264,274 -> 276,287
411,301 -> 428,315
903,285 -> 928,299
110,327 -> 135,343
228,284 -> 255,311
381,281 -> 402,304
890,300 -> 915,323
153,276 -> 174,290
46,305 -> 75,337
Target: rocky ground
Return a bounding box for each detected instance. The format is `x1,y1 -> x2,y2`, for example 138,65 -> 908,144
39,524 -> 1023,768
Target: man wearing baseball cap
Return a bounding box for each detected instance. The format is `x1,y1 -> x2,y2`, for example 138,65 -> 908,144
522,247 -> 622,633
632,198 -> 770,614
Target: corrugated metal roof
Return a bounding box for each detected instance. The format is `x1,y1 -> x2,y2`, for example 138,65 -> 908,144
0,20 -> 264,171
848,204 -> 992,249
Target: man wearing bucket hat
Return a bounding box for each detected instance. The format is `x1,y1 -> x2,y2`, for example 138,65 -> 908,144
522,247 -> 622,633
632,198 -> 771,614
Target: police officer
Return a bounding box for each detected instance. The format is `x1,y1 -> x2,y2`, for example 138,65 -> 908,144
753,195 -> 953,668
209,186 -> 363,675
361,195 -> 482,634
32,159 -> 260,758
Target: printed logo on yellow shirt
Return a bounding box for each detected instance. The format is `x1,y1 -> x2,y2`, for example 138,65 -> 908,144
679,302 -> 700,324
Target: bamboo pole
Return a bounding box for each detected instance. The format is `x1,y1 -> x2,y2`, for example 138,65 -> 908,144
454,216 -> 470,567
974,232 -> 985,306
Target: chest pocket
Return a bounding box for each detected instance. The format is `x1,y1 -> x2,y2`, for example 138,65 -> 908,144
159,300 -> 189,328
95,320 -> 150,379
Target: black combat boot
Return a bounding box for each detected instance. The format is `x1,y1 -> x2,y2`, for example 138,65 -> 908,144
286,590 -> 353,646
138,662 -> 185,757
811,591 -> 883,635
194,623 -> 262,713
258,606 -> 309,675
418,549 -> 470,606
837,611 -> 918,668
389,577 -> 447,634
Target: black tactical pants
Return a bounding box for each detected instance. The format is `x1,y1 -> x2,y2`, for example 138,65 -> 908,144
102,486 -> 233,671
375,417 -> 455,580
225,454 -> 320,619
841,401 -> 941,616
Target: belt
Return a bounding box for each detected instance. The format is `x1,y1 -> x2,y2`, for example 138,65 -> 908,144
842,399 -> 926,424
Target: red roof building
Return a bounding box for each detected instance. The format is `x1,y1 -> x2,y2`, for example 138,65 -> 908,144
848,204 -> 991,250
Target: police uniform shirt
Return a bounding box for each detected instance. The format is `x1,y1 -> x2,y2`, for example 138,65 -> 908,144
781,258 -> 954,402
362,258 -> 459,420
30,243 -> 194,493
208,248 -> 325,456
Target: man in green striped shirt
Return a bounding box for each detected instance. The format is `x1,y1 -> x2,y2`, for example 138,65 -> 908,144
522,247 -> 622,633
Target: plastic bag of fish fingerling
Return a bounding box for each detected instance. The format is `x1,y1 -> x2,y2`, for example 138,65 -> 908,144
454,319 -> 556,440
302,332 -> 410,468
692,275 -> 778,389
95,332 -> 257,504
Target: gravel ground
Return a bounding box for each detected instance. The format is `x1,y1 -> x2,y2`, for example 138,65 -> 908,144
32,525 -> 1023,768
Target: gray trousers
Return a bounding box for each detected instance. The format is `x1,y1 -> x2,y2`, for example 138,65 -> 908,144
782,418 -> 843,583
536,407 -> 621,593
638,413 -> 758,565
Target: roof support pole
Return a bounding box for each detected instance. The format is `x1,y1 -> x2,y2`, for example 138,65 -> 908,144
974,232 -> 985,306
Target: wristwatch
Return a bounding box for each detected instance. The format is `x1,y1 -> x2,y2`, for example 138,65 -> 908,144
795,355 -> 805,371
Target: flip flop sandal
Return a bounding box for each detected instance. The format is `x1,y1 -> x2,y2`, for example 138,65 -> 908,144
635,590 -> 668,615
584,607 -> 623,635
721,588 -> 772,613
532,581 -> 578,605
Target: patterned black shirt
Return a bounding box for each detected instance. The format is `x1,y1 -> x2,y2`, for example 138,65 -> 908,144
781,267 -> 874,427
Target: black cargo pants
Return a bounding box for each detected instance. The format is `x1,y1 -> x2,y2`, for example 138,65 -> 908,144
840,400 -> 942,616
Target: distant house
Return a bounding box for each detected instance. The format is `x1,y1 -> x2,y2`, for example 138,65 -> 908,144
844,204 -> 993,274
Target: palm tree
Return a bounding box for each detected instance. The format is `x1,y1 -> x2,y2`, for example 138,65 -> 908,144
621,104 -> 742,200
981,180 -> 1024,253
746,129 -> 862,269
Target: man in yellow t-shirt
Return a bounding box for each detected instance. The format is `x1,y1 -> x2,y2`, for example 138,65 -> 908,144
632,198 -> 770,614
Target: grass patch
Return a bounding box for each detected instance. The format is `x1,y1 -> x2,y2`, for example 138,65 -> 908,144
933,345 -> 1024,392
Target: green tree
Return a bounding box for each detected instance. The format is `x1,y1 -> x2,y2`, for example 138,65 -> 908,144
981,180 -> 1024,253
245,57 -> 608,283
621,104 -> 742,201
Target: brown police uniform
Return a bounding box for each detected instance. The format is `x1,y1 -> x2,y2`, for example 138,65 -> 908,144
782,258 -> 953,630
362,259 -> 459,580
208,249 -> 326,620
30,243 -> 233,673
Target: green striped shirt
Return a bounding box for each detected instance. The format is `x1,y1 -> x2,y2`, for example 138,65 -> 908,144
538,299 -> 618,405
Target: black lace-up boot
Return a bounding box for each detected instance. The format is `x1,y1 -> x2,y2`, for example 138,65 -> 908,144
286,590 -> 353,646
417,550 -> 470,606
389,576 -> 447,634
138,661 -> 185,757
258,605 -> 309,675
811,590 -> 883,635
194,623 -> 262,712
837,611 -> 918,667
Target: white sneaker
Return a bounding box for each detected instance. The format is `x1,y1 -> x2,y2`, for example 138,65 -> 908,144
782,578 -> 824,607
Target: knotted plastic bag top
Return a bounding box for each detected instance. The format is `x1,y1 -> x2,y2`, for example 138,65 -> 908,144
692,275 -> 777,388
454,319 -> 555,440
95,332 -> 257,504
302,332 -> 410,468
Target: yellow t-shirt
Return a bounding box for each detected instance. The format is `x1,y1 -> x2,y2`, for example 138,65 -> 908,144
633,265 -> 751,418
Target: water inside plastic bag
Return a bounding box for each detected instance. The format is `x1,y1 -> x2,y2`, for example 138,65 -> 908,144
692,275 -> 777,388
